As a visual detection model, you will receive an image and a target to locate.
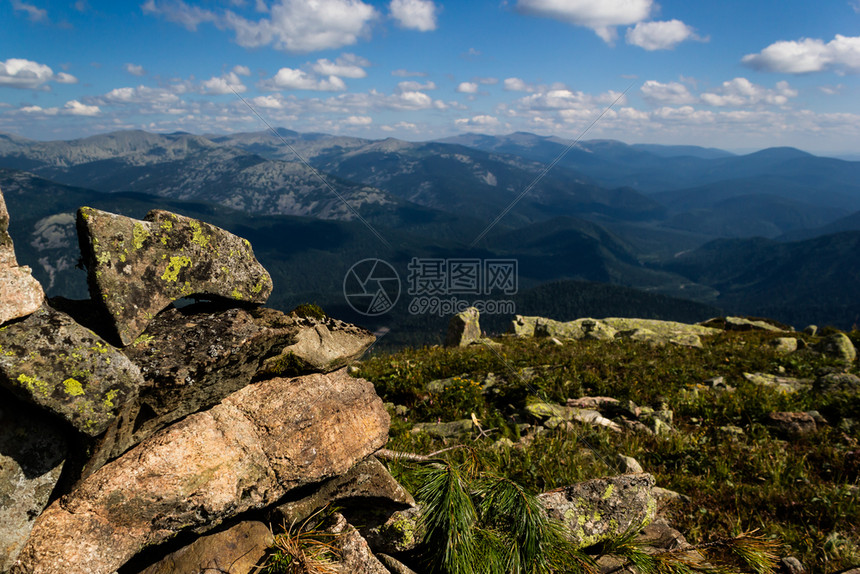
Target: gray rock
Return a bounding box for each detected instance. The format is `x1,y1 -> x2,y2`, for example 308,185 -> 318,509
604,318 -> 717,347
365,505 -> 422,555
377,554 -> 420,574
0,391 -> 67,571
814,372 -> 860,393
780,556 -> 806,574
526,399 -> 622,433
509,314 -> 539,337
0,186 -> 44,325
616,454 -> 644,474
76,207 -> 272,345
803,325 -> 818,336
724,316 -> 787,332
0,304 -> 142,437
272,456 -> 415,527
539,473 -> 657,548
743,372 -> 811,394
770,337 -> 799,354
445,306 -> 481,347
411,418 -> 473,439
815,333 -> 857,363
330,513 -> 391,574
10,369 -> 389,574
135,521 -> 273,574
766,412 -> 817,438
536,317 -> 617,341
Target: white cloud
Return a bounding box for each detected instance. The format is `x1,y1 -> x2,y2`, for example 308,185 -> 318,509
516,0 -> 652,43
396,80 -> 436,91
389,0 -> 438,31
392,69 -> 426,77
456,82 -> 479,94
221,0 -> 378,52
476,77 -> 498,85
64,100 -> 100,116
625,19 -> 701,51
517,88 -> 626,110
233,65 -> 251,76
700,78 -> 797,107
641,80 -> 696,105
201,71 -> 247,94
250,94 -> 291,109
504,77 -> 534,92
141,0 -> 217,31
263,68 -> 347,91
344,115 -> 372,125
0,58 -> 67,89
742,35 -> 860,74
95,85 -> 183,110
455,114 -> 501,127
312,54 -> 370,78
11,0 -> 47,22
124,63 -> 146,76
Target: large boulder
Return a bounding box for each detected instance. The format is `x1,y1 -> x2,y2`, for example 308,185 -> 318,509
445,307 -> 481,347
0,186 -> 44,324
10,369 -> 389,574
535,317 -> 617,341
603,318 -> 717,348
76,207 -> 272,345
815,333 -> 857,364
538,473 -> 657,548
0,391 -> 67,571
0,303 -> 142,437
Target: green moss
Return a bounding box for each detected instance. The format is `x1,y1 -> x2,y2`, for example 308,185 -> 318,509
63,378 -> 85,396
266,351 -> 307,376
162,255 -> 191,282
292,303 -> 326,320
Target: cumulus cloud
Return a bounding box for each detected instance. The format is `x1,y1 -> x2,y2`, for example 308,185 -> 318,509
504,77 -> 534,92
396,80 -> 436,91
389,0 -> 438,31
517,88 -> 626,110
141,0 -> 217,31
626,19 -> 702,51
263,68 -> 347,91
63,100 -> 101,116
457,82 -> 479,94
221,0 -> 378,52
95,85 -> 183,109
640,80 -> 697,105
455,114 -> 501,127
0,58 -> 76,89
11,0 -> 47,22
201,70 -> 247,94
516,0 -> 652,43
344,115 -> 372,125
124,63 -> 146,76
700,77 -> 797,107
311,54 -> 370,78
742,35 -> 860,74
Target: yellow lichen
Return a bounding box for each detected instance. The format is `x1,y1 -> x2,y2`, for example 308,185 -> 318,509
17,373 -> 50,396
189,220 -> 211,248
231,287 -> 244,300
132,222 -> 150,250
162,256 -> 191,282
103,388 -> 118,409
63,378 -> 85,396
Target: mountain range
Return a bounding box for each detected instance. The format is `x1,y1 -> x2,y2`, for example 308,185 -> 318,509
1,128 -> 859,338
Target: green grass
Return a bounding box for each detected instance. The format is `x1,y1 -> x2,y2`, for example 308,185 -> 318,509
357,330 -> 860,573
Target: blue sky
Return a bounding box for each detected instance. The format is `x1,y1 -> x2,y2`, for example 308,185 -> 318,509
2,0 -> 860,153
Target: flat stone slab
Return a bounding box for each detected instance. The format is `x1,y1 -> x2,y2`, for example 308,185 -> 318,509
76,207 -> 272,345
11,369 -> 389,574
539,473 -> 657,549
0,304 -> 142,436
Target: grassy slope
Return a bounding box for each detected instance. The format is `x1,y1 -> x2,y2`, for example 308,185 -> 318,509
358,329 -> 860,572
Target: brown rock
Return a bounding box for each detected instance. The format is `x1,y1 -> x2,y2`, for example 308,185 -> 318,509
76,207 -> 272,345
766,411 -> 817,438
330,513 -> 391,574
11,369 -> 389,574
134,521 -> 273,574
0,186 -> 44,324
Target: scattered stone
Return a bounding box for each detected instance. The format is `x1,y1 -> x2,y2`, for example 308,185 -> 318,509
550,337 -> 563,346
0,186 -> 44,324
815,333 -> 857,363
719,425 -> 745,436
411,418 -> 473,439
11,369 -> 389,574
567,396 -> 619,409
725,316 -> 787,332
743,372 -> 811,394
616,454 -> 643,474
445,306 -> 481,347
0,391 -> 68,572
539,473 -> 657,548
76,207 -> 273,345
135,521 -> 273,574
814,372 -> 860,393
705,376 -> 735,392
803,325 -> 818,336
526,399 -> 622,433
651,486 -> 692,504
0,303 -> 142,437
766,412 -> 817,438
364,506 -> 422,555
272,456 -> 415,527
780,556 -> 806,574
770,337 -> 799,354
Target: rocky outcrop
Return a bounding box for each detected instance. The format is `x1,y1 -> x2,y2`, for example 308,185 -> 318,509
700,316 -> 789,332
77,207 -> 272,345
11,369 -> 389,574
0,304 -> 142,437
510,315 -> 718,347
539,473 -> 657,548
0,186 -> 44,324
445,306 -> 481,347
0,392 -> 67,571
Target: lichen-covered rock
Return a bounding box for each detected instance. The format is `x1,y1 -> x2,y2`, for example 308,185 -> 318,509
0,304 -> 142,436
814,372 -> 860,393
539,473 -> 657,548
603,318 -> 717,347
11,369 -> 389,574
815,332 -> 857,364
330,513 -> 392,574
134,521 -> 273,574
743,372 -> 811,394
76,207 -> 272,345
0,186 -> 44,324
526,398 -> 622,432
445,307 -> 481,347
509,314 -> 539,337
769,337 -> 799,354
535,317 -> 617,341
701,316 -> 788,332
364,506 -> 422,555
0,391 -> 67,572
766,411 -> 817,438
115,305 -> 374,460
